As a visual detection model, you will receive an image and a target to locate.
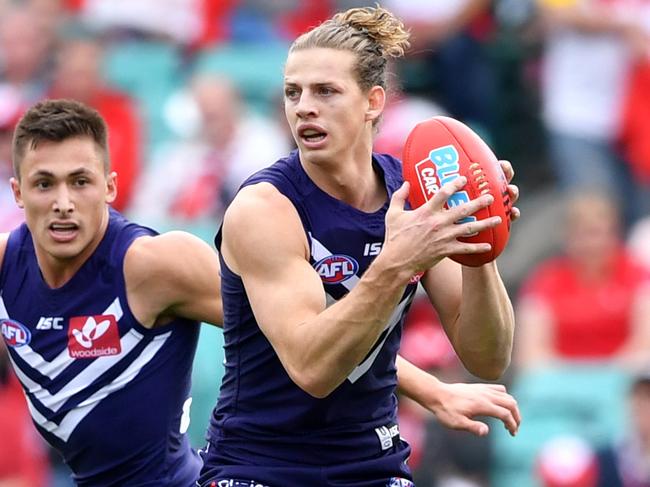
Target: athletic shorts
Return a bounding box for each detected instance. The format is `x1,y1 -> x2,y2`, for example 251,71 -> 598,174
197,440 -> 414,487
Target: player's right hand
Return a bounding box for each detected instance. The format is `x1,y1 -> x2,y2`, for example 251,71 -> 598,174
382,179 -> 501,273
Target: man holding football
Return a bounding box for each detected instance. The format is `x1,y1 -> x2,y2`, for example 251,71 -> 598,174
199,5 -> 520,487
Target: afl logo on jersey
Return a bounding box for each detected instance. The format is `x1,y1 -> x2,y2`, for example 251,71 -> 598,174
315,254 -> 359,284
0,319 -> 32,348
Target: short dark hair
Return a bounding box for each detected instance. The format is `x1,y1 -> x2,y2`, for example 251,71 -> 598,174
12,99 -> 110,179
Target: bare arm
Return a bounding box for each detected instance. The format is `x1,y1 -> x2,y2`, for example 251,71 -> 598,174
222,183 -> 409,398
124,231 -> 222,328
222,177 -> 498,398
421,258 -> 514,380
396,355 -> 520,436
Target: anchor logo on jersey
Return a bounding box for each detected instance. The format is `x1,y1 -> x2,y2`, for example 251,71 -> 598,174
67,315 -> 121,358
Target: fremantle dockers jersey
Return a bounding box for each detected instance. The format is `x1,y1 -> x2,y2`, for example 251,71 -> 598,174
0,209 -> 201,486
207,150 -> 418,466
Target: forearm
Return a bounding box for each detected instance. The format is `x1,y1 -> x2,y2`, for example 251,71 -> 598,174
455,262 -> 514,379
396,355 -> 442,404
289,255 -> 412,397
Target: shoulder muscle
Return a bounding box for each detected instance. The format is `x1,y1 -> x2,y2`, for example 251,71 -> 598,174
221,182 -> 308,275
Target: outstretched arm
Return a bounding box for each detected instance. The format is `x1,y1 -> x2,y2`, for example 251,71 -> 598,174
396,355 -> 520,436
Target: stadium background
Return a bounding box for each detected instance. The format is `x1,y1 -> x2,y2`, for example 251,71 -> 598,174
0,0 -> 649,486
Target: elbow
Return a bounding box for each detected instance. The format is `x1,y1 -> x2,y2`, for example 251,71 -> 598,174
462,355 -> 511,381
286,365 -> 336,399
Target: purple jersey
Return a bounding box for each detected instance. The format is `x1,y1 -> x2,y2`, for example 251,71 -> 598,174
0,209 -> 201,486
203,151 -> 418,475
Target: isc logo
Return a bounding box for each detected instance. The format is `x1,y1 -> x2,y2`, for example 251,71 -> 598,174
314,255 -> 359,284
36,317 -> 65,330
1,319 -> 32,348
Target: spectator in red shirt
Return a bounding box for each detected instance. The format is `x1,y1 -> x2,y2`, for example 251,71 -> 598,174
516,191 -> 650,369
48,36 -> 142,213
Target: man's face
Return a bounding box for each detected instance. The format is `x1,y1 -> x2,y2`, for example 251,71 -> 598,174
283,47 -> 381,166
11,136 -> 116,264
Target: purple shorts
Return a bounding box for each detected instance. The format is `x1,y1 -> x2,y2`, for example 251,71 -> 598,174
197,440 -> 413,487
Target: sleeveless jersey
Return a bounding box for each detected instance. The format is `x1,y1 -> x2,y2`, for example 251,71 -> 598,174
206,150 -> 418,467
0,209 -> 201,486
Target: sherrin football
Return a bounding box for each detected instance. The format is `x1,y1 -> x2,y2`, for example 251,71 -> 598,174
402,116 -> 512,267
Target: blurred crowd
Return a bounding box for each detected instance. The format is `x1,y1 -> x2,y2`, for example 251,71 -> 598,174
0,0 -> 649,486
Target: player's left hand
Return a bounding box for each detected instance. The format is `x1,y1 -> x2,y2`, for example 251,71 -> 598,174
499,160 -> 520,222
424,381 -> 521,437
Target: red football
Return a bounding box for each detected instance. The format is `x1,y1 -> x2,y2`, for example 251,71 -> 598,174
402,116 -> 512,267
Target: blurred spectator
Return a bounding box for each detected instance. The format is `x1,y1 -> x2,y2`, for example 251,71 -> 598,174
130,73 -> 290,228
596,368 -> 650,487
537,435 -> 598,487
229,0 -> 333,42
277,0 -> 334,38
70,0 -> 239,48
515,191 -> 650,370
0,341 -> 51,486
383,0 -> 497,139
536,0 -> 650,226
78,0 -> 203,45
0,5 -> 54,104
0,85 -> 24,232
48,36 -> 143,212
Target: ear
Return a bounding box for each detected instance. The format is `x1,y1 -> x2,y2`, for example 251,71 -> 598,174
365,85 -> 386,123
10,177 -> 24,209
105,171 -> 117,204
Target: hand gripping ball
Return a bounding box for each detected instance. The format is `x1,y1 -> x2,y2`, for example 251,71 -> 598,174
402,116 -> 512,267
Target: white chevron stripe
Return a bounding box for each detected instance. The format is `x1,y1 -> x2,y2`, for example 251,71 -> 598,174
347,292 -> 414,383
310,235 -> 360,290
0,295 -> 163,441
10,329 -> 144,412
27,331 -> 172,441
325,293 -> 337,308
25,395 -> 60,432
9,298 -> 123,379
